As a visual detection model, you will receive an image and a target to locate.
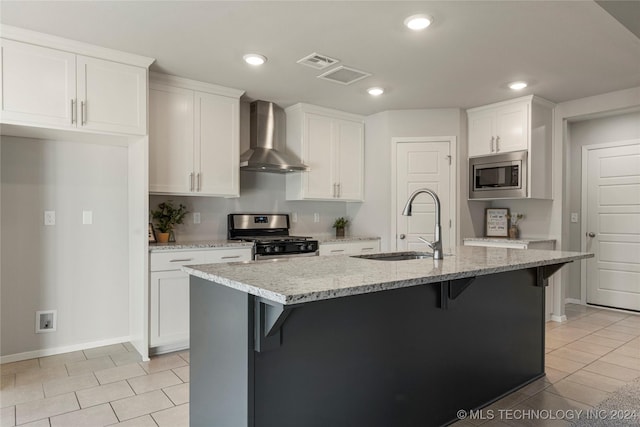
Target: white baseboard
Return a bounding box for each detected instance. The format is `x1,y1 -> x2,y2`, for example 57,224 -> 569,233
149,340 -> 189,356
550,314 -> 567,323
0,335 -> 132,364
565,298 -> 583,305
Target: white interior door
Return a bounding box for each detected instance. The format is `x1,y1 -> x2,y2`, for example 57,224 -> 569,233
584,141 -> 640,311
396,140 -> 453,252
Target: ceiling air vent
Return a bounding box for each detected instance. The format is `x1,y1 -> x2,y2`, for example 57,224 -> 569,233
317,66 -> 372,85
297,52 -> 339,70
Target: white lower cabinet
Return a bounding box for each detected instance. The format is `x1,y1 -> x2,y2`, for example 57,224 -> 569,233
149,247 -> 252,353
319,239 -> 380,256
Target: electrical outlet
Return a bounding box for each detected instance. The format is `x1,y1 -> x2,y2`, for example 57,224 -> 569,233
44,211 -> 55,226
193,212 -> 201,224
570,213 -> 579,223
36,310 -> 57,333
291,212 -> 298,223
82,210 -> 93,225
314,213 -> 320,223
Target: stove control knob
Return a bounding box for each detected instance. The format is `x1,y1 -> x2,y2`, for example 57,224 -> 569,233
264,246 -> 273,253
299,244 -> 307,251
307,243 -> 315,251
274,246 -> 281,252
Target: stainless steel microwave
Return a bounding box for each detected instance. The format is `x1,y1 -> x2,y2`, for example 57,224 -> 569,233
469,151 -> 527,199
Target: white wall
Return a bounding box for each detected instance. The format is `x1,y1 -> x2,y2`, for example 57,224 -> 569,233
346,108 -> 484,251
1,136 -> 130,358
565,111 -> 640,300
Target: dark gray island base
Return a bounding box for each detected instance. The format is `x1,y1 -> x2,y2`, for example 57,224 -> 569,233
189,262 -> 570,427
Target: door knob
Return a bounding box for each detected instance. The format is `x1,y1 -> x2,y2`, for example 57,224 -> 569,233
587,232 -> 596,238
399,234 -> 406,239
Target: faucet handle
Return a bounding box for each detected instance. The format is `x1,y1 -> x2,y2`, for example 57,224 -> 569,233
418,236 -> 434,250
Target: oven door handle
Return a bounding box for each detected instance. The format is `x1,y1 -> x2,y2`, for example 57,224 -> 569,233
255,250 -> 319,261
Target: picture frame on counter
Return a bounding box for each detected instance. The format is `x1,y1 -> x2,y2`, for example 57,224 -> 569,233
148,223 -> 157,243
485,208 -> 510,238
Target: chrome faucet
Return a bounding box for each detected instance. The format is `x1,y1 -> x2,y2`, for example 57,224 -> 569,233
401,188 -> 444,260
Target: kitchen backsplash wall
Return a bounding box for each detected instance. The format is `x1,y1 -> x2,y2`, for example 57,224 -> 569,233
149,171 -> 348,241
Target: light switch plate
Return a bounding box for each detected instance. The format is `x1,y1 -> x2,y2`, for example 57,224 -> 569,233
44,211 -> 55,226
193,212 -> 201,224
82,210 -> 93,225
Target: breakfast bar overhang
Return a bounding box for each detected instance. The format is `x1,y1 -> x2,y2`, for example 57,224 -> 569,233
184,247 -> 592,427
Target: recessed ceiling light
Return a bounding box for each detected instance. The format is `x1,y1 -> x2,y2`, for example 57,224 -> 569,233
243,53 -> 267,66
367,87 -> 384,96
404,14 -> 433,31
509,81 -> 528,91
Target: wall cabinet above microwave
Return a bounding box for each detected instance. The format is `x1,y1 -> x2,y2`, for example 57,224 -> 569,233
467,95 -> 555,200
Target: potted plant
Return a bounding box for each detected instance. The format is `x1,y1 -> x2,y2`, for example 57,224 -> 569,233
332,217 -> 349,238
150,201 -> 189,243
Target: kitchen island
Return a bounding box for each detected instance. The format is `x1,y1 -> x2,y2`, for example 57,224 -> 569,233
184,246 -> 592,427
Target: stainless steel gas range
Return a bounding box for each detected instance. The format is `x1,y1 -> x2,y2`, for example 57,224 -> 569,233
227,214 -> 319,260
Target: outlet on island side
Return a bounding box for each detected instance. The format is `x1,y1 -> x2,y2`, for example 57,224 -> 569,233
314,213 -> 320,223
193,212 -> 201,224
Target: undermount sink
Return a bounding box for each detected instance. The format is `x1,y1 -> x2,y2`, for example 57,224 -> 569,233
352,251 -> 434,261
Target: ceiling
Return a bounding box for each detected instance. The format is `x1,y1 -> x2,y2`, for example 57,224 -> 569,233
1,1 -> 639,115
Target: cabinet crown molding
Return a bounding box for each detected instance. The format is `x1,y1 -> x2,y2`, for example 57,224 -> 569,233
285,102 -> 364,122
150,72 -> 245,98
466,95 -> 555,114
1,25 -> 155,68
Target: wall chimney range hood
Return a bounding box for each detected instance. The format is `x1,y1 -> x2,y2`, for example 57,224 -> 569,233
240,100 -> 310,173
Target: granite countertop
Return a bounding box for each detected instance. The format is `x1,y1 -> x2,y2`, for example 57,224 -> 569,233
149,240 -> 253,252
183,246 -> 592,306
463,237 -> 556,244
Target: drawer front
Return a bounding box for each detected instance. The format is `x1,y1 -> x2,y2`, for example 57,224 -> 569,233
150,250 -> 206,272
320,240 -> 380,256
204,247 -> 253,263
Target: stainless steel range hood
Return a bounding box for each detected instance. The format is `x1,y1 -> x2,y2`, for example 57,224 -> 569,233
240,100 -> 310,173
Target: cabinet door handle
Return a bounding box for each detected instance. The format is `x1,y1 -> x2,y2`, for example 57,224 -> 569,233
490,137 -> 495,153
189,173 -> 194,192
221,255 -> 241,260
170,258 -> 194,262
495,136 -> 500,152
361,247 -> 375,251
80,101 -> 86,125
337,183 -> 341,198
71,99 -> 76,124
333,183 -> 337,198
197,173 -> 201,192
330,249 -> 345,253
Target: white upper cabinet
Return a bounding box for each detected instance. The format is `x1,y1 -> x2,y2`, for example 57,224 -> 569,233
148,73 -> 244,197
286,103 -> 364,202
467,95 -> 555,199
0,39 -> 75,127
468,98 -> 529,157
76,56 -> 147,135
0,27 -> 153,136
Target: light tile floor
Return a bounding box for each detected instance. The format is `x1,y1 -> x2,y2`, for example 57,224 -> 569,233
0,304 -> 638,426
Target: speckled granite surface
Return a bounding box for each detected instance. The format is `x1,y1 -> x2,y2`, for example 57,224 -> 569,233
463,237 -> 556,245
183,246 -> 592,305
149,240 -> 253,252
